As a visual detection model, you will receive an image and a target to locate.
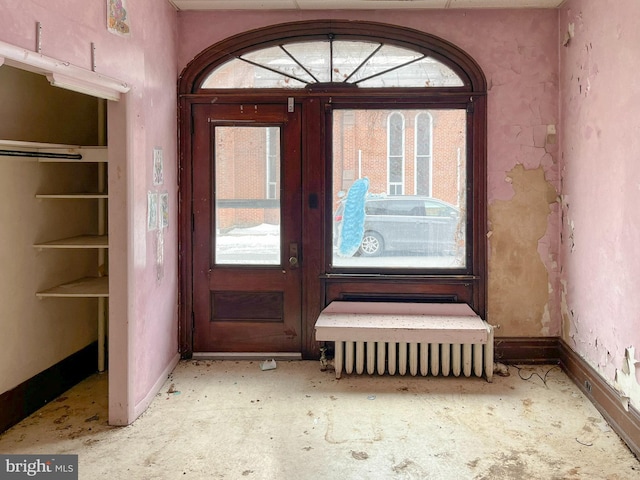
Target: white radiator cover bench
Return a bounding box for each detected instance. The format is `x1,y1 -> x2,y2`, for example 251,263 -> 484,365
315,301 -> 494,382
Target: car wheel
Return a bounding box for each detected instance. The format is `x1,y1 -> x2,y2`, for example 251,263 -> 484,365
359,231 -> 383,257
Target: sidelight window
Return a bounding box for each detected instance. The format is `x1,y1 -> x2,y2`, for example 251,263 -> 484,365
415,112 -> 433,196
387,113 -> 405,195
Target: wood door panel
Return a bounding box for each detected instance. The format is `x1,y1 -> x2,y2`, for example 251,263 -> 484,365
212,291 -> 283,322
192,102 -> 302,353
196,321 -> 300,352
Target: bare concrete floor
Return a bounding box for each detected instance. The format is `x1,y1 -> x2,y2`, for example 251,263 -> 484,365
0,361 -> 638,479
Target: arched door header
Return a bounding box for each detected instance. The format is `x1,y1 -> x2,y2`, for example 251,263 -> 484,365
179,20 -> 486,95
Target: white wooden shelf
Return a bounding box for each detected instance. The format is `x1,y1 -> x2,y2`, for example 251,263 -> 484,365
34,235 -> 108,249
0,140 -> 77,149
36,276 -> 109,298
35,193 -> 108,199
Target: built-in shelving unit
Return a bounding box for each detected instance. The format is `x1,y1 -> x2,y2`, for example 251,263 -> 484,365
29,144 -> 109,371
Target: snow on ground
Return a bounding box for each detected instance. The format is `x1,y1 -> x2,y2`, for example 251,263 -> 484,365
215,224 -> 465,268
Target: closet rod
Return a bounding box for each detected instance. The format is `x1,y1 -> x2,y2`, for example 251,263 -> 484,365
0,149 -> 82,160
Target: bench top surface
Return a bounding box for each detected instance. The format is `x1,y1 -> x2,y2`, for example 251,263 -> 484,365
315,313 -> 486,331
315,302 -> 489,343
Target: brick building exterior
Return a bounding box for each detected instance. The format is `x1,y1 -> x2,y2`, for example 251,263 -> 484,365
215,108 -> 466,230
332,108 -> 466,209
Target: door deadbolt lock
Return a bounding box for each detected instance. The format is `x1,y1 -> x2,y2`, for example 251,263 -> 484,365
289,243 -> 299,268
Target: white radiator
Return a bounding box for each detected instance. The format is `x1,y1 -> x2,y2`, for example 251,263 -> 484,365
315,301 -> 494,382
334,339 -> 493,380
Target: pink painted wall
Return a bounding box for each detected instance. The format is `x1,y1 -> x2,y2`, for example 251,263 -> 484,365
178,9 -> 562,336
0,0 -> 180,424
559,0 -> 640,401
4,0 -> 634,422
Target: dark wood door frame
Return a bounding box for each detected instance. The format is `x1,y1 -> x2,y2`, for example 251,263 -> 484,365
191,103 -> 304,353
179,92 -> 486,359
178,21 -> 487,359
179,94 -> 330,358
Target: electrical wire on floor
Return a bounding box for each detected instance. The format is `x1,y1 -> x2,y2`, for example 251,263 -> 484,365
509,364 -> 560,386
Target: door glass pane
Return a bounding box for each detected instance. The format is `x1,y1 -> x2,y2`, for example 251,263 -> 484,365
332,109 -> 466,269
214,126 -> 281,265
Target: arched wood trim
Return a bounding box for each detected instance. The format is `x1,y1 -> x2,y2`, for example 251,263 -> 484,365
179,20 -> 487,95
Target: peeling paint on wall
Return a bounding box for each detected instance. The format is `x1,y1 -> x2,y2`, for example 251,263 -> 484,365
560,279 -> 573,340
560,194 -> 576,252
488,165 -> 558,336
560,0 -> 640,397
614,347 -> 640,411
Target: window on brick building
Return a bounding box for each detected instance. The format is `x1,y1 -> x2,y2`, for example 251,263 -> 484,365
388,113 -> 405,195
415,112 -> 433,196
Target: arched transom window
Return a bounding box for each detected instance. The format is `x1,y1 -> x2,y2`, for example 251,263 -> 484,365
201,39 -> 465,89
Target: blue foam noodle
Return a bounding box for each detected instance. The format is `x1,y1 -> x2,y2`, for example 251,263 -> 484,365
337,178 -> 369,257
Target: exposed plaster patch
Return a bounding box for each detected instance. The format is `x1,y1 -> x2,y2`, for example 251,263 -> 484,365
568,220 -> 575,252
584,77 -> 591,97
488,165 -> 558,336
541,302 -> 551,336
614,347 -> 640,411
546,125 -> 557,145
560,277 -> 577,349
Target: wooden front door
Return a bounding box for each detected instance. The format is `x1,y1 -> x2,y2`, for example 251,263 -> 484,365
192,103 -> 302,352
